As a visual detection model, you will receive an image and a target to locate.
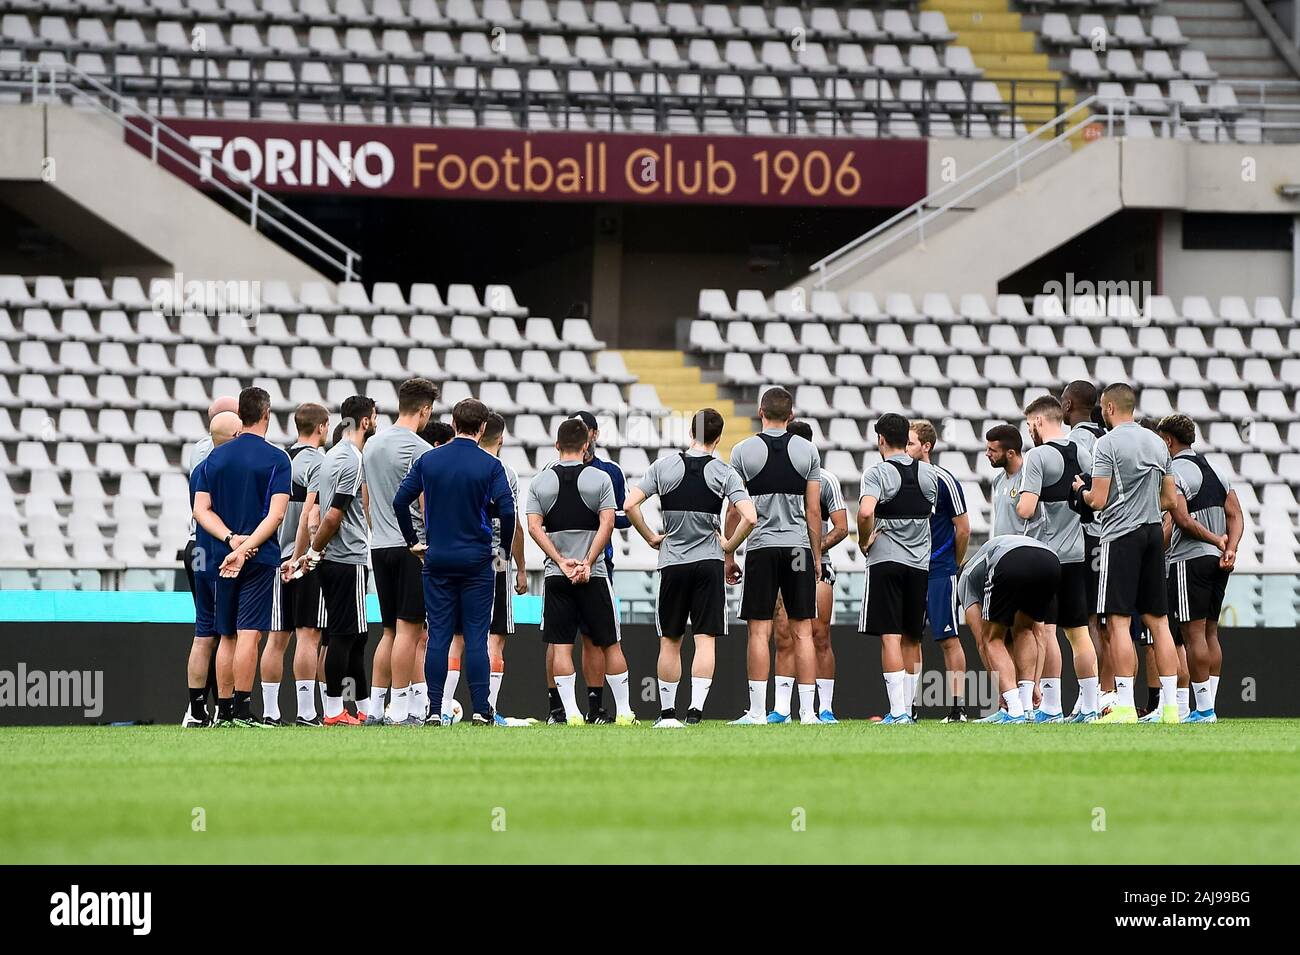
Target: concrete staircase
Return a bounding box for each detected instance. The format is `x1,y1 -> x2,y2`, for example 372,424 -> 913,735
922,0 -> 1078,129
1161,0 -> 1297,80
616,350 -> 747,457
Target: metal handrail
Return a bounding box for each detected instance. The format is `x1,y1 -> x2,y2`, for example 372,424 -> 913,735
8,61 -> 362,281
810,94 -> 1100,287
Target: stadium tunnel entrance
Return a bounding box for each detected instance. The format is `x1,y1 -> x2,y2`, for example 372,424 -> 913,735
276,194 -> 892,348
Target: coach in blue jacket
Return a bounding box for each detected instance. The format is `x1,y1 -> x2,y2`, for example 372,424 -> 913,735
394,398 -> 516,723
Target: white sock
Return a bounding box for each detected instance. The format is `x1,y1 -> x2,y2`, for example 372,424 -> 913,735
389,686 -> 409,722
1159,675 -> 1177,711
1040,678 -> 1062,716
1176,687 -> 1190,720
607,670 -> 632,717
1079,676 -> 1099,715
883,669 -> 906,718
690,676 -> 712,713
369,686 -> 387,718
1018,680 -> 1035,714
1209,674 -> 1220,708
317,681 -> 328,709
658,680 -> 679,714
555,673 -> 579,718
797,684 -> 815,720
747,680 -> 766,718
411,682 -> 428,718
1003,688 -> 1025,718
904,670 -> 918,710
295,680 -> 316,720
774,675 -> 794,716
488,670 -> 503,710
442,668 -> 461,715
261,681 -> 280,721
816,678 -> 834,714
1192,680 -> 1212,714
1115,675 -> 1135,709
323,694 -> 344,718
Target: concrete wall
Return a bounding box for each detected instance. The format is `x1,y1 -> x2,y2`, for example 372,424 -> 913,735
1159,211 -> 1296,301
0,103 -> 329,285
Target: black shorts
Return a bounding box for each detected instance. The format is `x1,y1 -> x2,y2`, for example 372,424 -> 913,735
858,561 -> 928,638
490,569 -> 514,635
1083,532 -> 1102,619
371,546 -> 425,628
657,559 -> 727,638
317,560 -> 369,639
739,546 -> 816,621
542,575 -> 619,647
1045,560 -> 1089,629
983,547 -> 1061,628
1098,523 -> 1167,618
270,566 -> 326,632
1167,554 -> 1229,626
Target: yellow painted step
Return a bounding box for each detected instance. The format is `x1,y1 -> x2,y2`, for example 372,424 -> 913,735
925,0 -> 1009,12
957,32 -> 1038,54
617,349 -> 753,456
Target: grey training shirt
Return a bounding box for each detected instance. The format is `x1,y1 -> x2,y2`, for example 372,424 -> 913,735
990,467 -> 1029,538
526,461 -> 616,578
1020,438 -> 1092,564
1168,450 -> 1232,564
186,434 -> 215,541
313,440 -> 369,565
491,459 -> 520,560
859,453 -> 938,570
958,534 -> 1057,617
636,450 -> 750,568
729,429 -> 821,550
279,442 -> 324,559
363,425 -> 432,550
819,469 -> 846,540
1090,421 -> 1174,543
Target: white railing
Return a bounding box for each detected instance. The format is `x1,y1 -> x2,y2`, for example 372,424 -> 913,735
809,94 -> 1102,290
2,62 -> 362,281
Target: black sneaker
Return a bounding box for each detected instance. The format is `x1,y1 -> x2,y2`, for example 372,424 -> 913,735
233,715 -> 270,728
213,717 -> 235,728
941,707 -> 968,724
586,708 -> 613,725
261,716 -> 284,726
471,711 -> 495,726
295,715 -> 323,727
911,707 -> 920,722
684,708 -> 703,725
546,711 -> 565,725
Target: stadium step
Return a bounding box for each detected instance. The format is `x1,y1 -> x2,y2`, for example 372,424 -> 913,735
617,350 -> 746,455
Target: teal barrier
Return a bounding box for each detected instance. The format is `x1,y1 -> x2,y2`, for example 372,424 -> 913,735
0,591 -> 543,625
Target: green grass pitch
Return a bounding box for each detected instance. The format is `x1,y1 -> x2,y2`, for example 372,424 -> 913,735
2,720 -> 1297,864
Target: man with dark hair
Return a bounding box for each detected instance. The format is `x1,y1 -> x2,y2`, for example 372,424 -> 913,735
192,386 -> 291,726
906,419 -> 970,723
1018,394 -> 1099,722
296,394 -> 377,726
1157,413 -> 1242,722
364,378 -> 437,725
394,397 -> 517,726
772,419 -> 846,723
958,535 -> 1063,724
726,386 -> 822,725
478,412 -> 530,725
260,402 -> 329,726
985,424 -> 1027,538
1073,382 -> 1181,724
857,412 -> 939,724
625,408 -> 757,727
419,420 -> 455,447
182,408 -> 241,727
526,418 -> 631,724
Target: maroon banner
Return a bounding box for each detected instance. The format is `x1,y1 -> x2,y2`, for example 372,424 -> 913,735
130,118 -> 927,207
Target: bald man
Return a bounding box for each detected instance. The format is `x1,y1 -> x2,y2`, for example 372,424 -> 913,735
183,409 -> 242,726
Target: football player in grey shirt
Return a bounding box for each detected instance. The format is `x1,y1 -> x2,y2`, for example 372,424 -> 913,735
1074,383 -> 1180,724
362,378 -> 436,725
1018,395 -> 1100,722
957,535 -> 1062,723
1156,413 -> 1243,722
527,417 -> 634,724
772,420 -> 848,723
724,387 -> 822,725
985,424 -> 1028,539
625,408 -> 757,727
259,402 -> 329,726
297,395 -> 377,725
857,413 -> 939,723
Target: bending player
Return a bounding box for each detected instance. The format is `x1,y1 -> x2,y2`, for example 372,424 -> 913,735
625,408 -> 756,727
958,535 -> 1063,724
